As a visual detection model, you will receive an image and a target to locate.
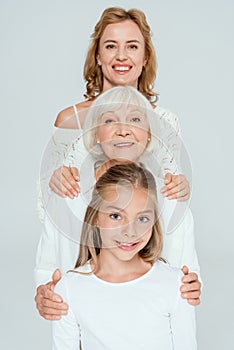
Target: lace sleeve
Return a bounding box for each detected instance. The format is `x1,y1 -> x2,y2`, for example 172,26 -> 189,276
37,127 -> 82,223
153,106 -> 182,175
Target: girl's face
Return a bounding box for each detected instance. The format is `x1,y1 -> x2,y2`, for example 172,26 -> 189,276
96,106 -> 150,162
96,185 -> 154,262
97,20 -> 147,91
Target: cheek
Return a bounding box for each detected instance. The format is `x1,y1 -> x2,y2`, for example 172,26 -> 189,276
129,50 -> 146,65
136,222 -> 153,238
96,128 -> 110,142
98,50 -> 115,63
142,228 -> 153,243
137,130 -> 149,145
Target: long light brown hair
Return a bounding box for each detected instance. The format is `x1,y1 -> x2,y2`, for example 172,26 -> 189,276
74,163 -> 163,272
83,7 -> 158,103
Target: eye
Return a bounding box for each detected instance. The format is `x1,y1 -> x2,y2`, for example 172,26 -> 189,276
127,44 -> 138,50
104,118 -> 115,124
131,116 -> 141,123
110,213 -> 121,220
106,44 -> 116,49
138,216 -> 150,223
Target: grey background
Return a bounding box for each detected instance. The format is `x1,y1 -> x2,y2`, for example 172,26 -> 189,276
1,0 -> 233,349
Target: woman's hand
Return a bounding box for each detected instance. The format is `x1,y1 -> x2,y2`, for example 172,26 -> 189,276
180,266 -> 201,306
49,166 -> 80,199
34,269 -> 68,320
161,173 -> 190,201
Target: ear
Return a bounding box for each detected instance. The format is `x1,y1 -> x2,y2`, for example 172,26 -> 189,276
96,53 -> 102,66
95,130 -> 100,144
147,131 -> 151,142
143,56 -> 148,67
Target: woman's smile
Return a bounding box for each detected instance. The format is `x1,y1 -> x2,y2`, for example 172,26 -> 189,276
113,141 -> 135,148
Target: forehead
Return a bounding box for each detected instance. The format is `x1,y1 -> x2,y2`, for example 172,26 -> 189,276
101,105 -> 145,116
99,184 -> 153,212
100,20 -> 145,43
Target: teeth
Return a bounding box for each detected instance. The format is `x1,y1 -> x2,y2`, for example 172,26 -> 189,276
114,66 -> 130,71
118,242 -> 135,247
115,142 -> 133,147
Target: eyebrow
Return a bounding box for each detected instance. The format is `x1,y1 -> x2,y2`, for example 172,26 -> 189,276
103,206 -> 154,215
103,40 -> 141,44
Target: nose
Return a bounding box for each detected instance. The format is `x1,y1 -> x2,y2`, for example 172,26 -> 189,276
115,123 -> 132,137
116,46 -> 127,61
121,221 -> 137,238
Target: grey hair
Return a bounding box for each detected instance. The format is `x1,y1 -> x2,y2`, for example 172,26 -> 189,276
82,86 -> 160,159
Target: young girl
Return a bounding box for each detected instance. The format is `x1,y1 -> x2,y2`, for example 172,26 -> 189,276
52,163 -> 197,349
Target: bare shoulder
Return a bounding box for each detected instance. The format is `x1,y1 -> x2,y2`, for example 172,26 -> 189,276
76,100 -> 93,111
55,100 -> 93,129
55,105 -> 76,128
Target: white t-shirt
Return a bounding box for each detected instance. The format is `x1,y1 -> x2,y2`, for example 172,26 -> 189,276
52,260 -> 197,350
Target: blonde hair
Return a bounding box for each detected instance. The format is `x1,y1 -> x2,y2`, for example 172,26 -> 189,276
83,7 -> 158,103
83,86 -> 160,159
74,163 -> 163,271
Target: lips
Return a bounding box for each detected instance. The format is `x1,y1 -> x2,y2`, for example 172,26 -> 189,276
115,240 -> 140,251
114,141 -> 135,148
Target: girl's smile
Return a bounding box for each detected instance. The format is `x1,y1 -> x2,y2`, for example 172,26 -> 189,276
114,239 -> 141,251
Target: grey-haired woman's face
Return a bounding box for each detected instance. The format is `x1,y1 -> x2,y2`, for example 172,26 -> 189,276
95,106 -> 150,162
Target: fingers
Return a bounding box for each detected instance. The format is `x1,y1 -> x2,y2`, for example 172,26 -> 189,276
181,287 -> 201,305
187,298 -> 200,306
180,271 -> 201,305
161,174 -> 190,201
35,283 -> 68,320
182,272 -> 198,284
51,268 -> 62,287
49,166 -> 80,198
181,280 -> 201,293
70,167 -> 79,181
181,265 -> 189,276
164,173 -> 172,185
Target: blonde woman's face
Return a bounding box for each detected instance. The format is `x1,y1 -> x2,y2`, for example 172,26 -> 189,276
96,185 -> 154,261
96,106 -> 150,162
97,20 -> 147,91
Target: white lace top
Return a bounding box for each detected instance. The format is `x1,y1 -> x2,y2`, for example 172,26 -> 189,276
38,105 -> 182,222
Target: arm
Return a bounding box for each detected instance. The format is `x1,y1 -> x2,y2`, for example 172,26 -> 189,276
162,207 -> 201,305
38,126 -> 81,220
177,210 -> 201,305
34,211 -> 69,319
38,106 -> 82,221
34,212 -> 60,286
154,107 -> 191,201
49,134 -> 88,199
48,102 -> 92,200
170,282 -> 197,349
52,277 -> 80,350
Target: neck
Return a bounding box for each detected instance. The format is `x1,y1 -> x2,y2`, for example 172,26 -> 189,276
102,80 -> 138,93
93,250 -> 151,283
